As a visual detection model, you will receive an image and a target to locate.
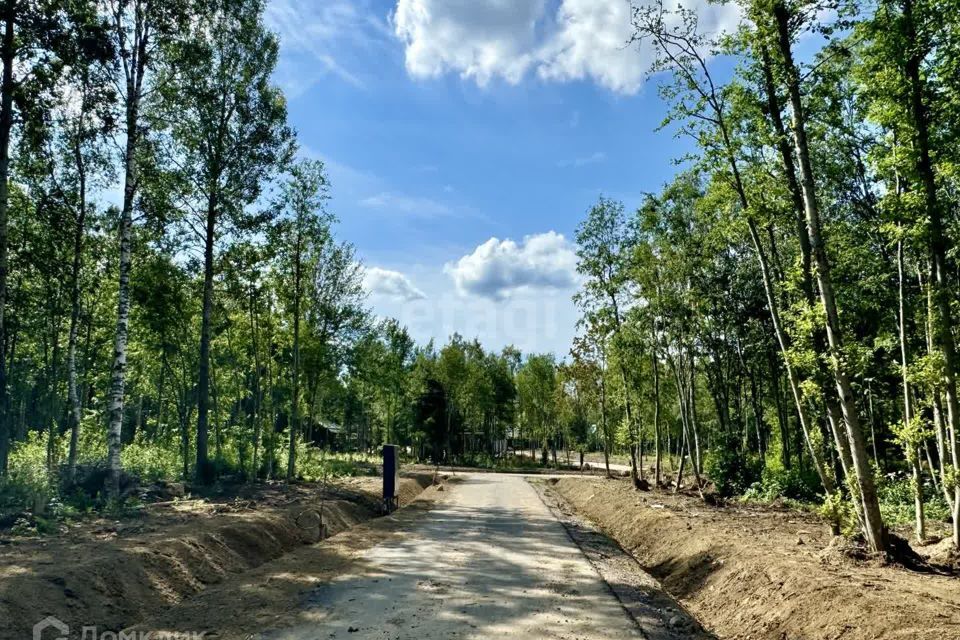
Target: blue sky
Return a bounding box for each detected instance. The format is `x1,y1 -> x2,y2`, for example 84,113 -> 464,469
265,0 -> 742,356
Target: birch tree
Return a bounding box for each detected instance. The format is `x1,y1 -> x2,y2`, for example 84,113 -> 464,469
269,159 -> 331,481
159,0 -> 292,482
103,0 -> 188,496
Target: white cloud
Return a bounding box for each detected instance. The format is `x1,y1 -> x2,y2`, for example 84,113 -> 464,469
393,0 -> 546,86
536,0 -> 646,93
444,231 -> 578,300
298,148 -> 471,225
267,0 -> 389,95
560,151 -> 607,168
362,261 -> 579,357
391,0 -> 742,94
365,267 -> 427,301
359,191 -> 453,218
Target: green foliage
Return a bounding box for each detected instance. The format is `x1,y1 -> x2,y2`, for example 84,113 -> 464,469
891,416 -> 930,463
878,474 -> 951,526
120,439 -> 182,483
281,440 -> 378,482
102,496 -> 146,519
818,491 -> 860,538
704,433 -> 761,498
6,0 -> 960,561
945,465 -> 959,493
0,433 -> 56,513
457,452 -> 543,470
10,514 -> 61,537
516,353 -> 559,451
742,458 -> 823,503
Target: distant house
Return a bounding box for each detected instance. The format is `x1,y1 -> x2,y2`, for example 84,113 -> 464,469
312,420 -> 345,449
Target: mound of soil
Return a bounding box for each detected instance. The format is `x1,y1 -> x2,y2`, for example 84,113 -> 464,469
551,476 -> 960,640
0,473 -> 432,638
925,537 -> 960,571
131,483 -> 449,639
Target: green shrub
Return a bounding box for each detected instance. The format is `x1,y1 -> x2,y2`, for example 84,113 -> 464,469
495,454 -> 541,470
878,473 -> 951,527
0,432 -> 57,514
458,452 -> 495,468
742,459 -> 822,503
453,452 -> 542,470
121,438 -> 181,482
8,513 -> 59,536
74,411 -> 107,463
818,490 -> 859,537
292,442 -> 378,481
704,434 -> 762,498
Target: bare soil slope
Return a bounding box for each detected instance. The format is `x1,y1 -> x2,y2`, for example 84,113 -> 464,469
131,479 -> 450,639
0,473 -> 431,638
159,473 -> 697,640
551,476 -> 960,640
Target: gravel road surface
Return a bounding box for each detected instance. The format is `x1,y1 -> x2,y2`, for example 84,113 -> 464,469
268,473 -> 697,639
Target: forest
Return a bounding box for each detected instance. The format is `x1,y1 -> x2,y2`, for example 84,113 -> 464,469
568,0 -> 960,557
0,0 -> 959,564
0,0 -> 595,525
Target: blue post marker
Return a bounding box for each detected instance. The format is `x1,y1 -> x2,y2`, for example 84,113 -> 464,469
382,444 -> 399,513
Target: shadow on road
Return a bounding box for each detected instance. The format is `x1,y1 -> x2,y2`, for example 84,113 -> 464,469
266,474 -> 701,640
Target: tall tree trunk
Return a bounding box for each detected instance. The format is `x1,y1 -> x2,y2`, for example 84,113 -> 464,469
106,108 -> 137,498
196,193 -> 217,483
265,335 -> 276,478
688,349 -> 702,477
758,42 -> 812,306
651,317 -> 662,486
107,0 -> 151,498
609,294 -> 640,488
0,6 -> 13,475
249,290 -> 262,477
211,360 -> 221,460
666,426 -> 672,471
901,0 -> 959,548
637,413 -> 645,481
599,363 -> 611,478
919,267 -> 953,504
923,438 -> 940,495
768,350 -> 791,468
897,237 -> 925,541
773,1 -> 885,552
671,352 -> 703,496
674,421 -> 687,491
747,367 -> 766,460
752,42 -> 837,494
45,302 -> 63,473
286,231 -> 302,482
622,371 -> 639,486
66,106 -> 89,484
866,382 -> 879,463
154,355 -> 166,441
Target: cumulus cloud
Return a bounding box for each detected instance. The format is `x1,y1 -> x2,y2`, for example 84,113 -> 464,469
444,231 -> 578,300
391,0 -> 742,94
365,267 -> 427,301
393,0 -> 546,86
536,0 -> 646,93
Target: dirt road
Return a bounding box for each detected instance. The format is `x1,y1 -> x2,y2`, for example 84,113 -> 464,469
266,473 -> 697,640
